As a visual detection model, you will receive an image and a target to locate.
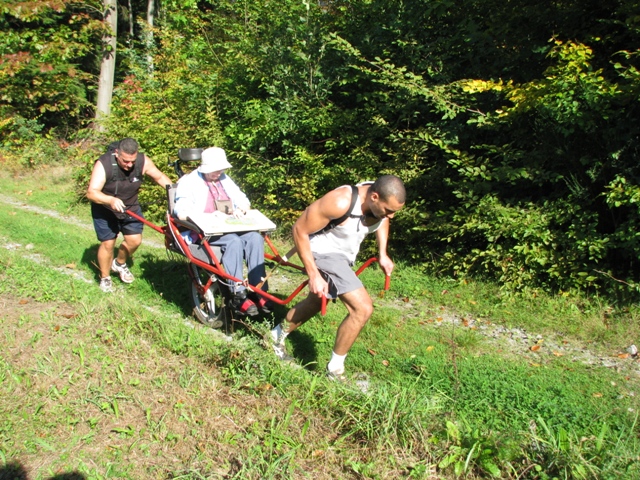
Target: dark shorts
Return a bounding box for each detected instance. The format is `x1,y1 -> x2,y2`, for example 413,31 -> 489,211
313,252 -> 364,299
91,203 -> 144,242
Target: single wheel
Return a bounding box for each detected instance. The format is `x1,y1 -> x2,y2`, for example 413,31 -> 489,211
189,263 -> 229,329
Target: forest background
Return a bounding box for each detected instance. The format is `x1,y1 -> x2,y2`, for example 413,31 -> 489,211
2,0 -> 640,301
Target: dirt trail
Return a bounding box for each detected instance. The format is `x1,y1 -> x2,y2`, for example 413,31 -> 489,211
0,193 -> 165,249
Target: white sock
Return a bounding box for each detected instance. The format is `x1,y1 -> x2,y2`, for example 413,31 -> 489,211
270,324 -> 288,345
327,351 -> 347,374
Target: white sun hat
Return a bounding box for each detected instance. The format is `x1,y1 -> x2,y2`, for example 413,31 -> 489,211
199,147 -> 232,173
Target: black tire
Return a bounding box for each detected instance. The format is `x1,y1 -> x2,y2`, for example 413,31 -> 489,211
189,263 -> 229,329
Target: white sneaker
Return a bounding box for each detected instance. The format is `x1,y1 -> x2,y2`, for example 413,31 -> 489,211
111,259 -> 134,283
99,277 -> 114,293
272,342 -> 295,363
326,368 -> 347,383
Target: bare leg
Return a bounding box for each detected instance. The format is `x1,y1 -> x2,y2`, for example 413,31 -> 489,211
117,233 -> 142,264
97,238 -> 117,278
282,293 -> 323,334
332,287 -> 374,355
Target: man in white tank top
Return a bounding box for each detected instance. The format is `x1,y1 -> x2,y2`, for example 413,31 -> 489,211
270,175 -> 406,380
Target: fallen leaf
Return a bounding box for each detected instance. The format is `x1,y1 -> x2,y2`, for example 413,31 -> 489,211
436,317 -> 443,322
378,290 -> 385,298
402,297 -> 410,303
255,383 -> 273,393
60,313 -> 78,319
382,360 -> 390,367
368,349 -> 377,356
529,362 -> 541,367
553,351 -> 564,357
65,263 -> 76,269
54,325 -> 60,332
469,300 -> 477,305
26,190 -> 33,196
19,299 -> 29,305
441,289 -> 448,295
426,346 -> 434,352
312,450 -> 324,458
618,353 -> 630,359
592,392 -> 603,398
530,345 -> 541,352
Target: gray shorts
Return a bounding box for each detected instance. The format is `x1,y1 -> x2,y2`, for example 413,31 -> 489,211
313,252 -> 363,299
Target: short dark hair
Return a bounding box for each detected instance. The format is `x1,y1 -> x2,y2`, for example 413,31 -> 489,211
118,138 -> 139,155
370,175 -> 406,204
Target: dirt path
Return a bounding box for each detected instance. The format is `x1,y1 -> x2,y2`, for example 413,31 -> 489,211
0,193 -> 165,249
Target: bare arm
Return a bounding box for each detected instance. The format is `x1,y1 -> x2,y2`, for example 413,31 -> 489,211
375,219 -> 395,275
292,188 -> 353,297
142,155 -> 172,188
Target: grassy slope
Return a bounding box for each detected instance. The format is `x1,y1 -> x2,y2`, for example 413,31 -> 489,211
1,165 -> 639,479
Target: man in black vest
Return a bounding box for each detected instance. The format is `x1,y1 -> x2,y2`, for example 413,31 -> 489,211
86,138 -> 171,292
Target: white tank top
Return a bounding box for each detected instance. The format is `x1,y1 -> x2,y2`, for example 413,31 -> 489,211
309,184 -> 384,264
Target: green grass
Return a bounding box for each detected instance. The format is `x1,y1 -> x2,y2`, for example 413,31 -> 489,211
1,161 -> 640,479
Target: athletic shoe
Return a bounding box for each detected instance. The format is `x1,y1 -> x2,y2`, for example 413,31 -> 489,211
231,290 -> 259,316
111,259 -> 134,283
326,368 -> 347,383
272,341 -> 295,362
99,277 -> 114,293
254,296 -> 275,314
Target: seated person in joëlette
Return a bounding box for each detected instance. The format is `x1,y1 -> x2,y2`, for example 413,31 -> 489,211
173,147 -> 272,316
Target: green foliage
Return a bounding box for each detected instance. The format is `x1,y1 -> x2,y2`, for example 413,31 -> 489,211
430,37 -> 640,297
5,0 -> 640,299
0,0 -> 105,139
527,417 -> 603,479
437,420 -> 505,477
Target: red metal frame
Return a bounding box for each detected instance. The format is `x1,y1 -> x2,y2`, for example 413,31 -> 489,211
125,209 -> 390,315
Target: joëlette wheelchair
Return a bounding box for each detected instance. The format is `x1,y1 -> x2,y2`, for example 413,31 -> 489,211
125,148 -> 390,333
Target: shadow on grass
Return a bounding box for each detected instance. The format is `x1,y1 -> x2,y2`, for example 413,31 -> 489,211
87,247 -> 325,368
0,460 -> 86,480
288,330 -> 320,371
135,252 -> 193,311
80,244 -> 100,282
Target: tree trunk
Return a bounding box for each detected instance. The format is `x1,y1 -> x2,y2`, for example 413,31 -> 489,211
146,0 -> 155,72
95,0 -> 117,130
127,0 -> 134,38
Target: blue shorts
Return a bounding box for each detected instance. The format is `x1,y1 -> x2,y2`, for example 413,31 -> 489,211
313,252 -> 364,299
91,204 -> 144,242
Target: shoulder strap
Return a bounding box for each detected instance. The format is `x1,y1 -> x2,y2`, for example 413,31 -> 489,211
106,140 -> 120,185
110,154 -> 118,185
320,185 -> 359,234
132,152 -> 144,180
